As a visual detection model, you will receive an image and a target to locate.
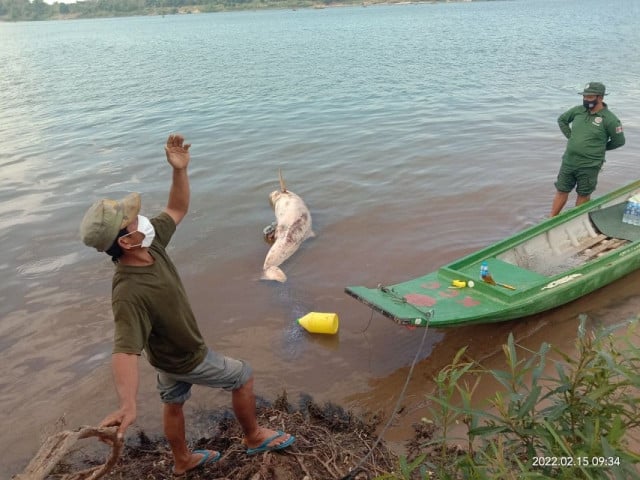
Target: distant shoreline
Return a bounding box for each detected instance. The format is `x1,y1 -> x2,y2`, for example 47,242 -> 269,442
47,2 -> 436,22
1,0 -> 483,23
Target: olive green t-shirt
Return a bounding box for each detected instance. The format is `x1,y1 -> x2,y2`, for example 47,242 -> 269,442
558,104 -> 625,168
111,212 -> 207,374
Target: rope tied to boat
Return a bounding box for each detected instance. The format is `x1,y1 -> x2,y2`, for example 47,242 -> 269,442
340,315 -> 432,480
376,283 -> 434,325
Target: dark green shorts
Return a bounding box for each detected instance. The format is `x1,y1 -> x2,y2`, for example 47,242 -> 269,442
554,164 -> 602,196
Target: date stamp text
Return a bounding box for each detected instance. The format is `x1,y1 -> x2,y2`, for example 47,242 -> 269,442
532,456 -> 621,468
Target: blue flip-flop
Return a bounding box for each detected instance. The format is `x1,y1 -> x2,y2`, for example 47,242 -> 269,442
246,430 -> 295,455
173,449 -> 221,476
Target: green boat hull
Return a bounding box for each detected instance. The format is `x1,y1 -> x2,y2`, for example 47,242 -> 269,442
346,180 -> 640,327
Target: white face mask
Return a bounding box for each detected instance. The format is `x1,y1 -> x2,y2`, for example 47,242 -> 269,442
136,215 -> 155,248
123,215 -> 156,248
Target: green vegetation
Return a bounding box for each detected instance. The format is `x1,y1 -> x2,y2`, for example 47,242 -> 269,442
377,315 -> 640,479
0,0 -> 453,22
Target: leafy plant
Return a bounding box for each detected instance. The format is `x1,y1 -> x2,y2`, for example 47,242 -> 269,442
376,316 -> 640,480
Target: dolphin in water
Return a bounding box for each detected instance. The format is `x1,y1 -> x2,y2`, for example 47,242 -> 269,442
262,171 -> 315,282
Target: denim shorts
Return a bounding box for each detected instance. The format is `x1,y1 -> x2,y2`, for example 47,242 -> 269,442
156,348 -> 253,404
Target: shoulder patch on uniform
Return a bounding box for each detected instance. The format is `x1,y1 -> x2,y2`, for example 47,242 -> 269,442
616,126 -> 624,134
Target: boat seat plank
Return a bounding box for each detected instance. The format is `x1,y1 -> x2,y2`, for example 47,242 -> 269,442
580,237 -> 629,261
575,233 -> 608,254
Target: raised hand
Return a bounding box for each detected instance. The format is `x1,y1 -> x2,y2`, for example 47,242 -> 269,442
165,134 -> 191,170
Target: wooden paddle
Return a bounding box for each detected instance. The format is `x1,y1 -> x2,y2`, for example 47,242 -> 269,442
482,274 -> 516,290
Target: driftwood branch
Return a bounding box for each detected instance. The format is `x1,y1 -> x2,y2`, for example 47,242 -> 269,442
14,426 -> 123,480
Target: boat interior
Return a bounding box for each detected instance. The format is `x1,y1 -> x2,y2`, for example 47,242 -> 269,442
498,201 -> 637,277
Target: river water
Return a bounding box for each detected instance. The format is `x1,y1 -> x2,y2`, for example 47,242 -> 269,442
1,0 -> 640,475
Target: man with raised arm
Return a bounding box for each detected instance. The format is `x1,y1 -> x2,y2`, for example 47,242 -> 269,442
80,134 -> 294,476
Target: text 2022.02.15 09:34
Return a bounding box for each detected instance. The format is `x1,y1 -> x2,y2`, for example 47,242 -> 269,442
532,457 -> 621,468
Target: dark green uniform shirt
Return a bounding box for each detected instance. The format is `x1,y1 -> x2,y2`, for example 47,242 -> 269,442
111,212 -> 207,374
558,103 -> 625,168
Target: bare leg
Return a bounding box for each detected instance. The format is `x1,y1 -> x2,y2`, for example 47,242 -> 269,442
232,377 -> 293,449
232,377 -> 259,437
575,194 -> 591,206
164,403 -> 218,475
550,191 -> 569,217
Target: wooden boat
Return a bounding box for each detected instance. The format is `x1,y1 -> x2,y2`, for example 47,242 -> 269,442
345,180 -> 640,327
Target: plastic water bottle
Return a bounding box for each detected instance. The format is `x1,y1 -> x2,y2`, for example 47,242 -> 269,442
633,201 -> 640,226
622,202 -> 631,224
623,199 -> 640,226
626,203 -> 634,224
480,261 -> 489,279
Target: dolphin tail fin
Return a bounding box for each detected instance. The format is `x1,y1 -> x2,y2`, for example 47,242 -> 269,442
262,266 -> 287,283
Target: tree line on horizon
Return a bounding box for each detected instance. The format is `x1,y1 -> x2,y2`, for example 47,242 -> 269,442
0,0 -> 449,21
0,0 -> 295,21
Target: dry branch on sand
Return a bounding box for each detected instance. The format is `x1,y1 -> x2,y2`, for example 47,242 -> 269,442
14,392 -> 398,480
13,426 -> 123,480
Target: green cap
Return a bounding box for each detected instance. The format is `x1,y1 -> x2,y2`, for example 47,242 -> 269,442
80,192 -> 141,251
579,82 -> 606,96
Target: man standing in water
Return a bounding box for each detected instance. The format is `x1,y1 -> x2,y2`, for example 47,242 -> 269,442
550,82 -> 625,216
80,134 -> 294,476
